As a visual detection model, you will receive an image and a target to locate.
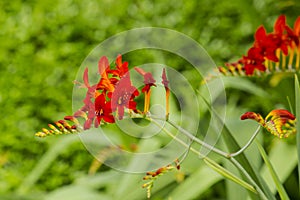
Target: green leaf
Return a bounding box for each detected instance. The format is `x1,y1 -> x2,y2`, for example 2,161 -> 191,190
256,141 -> 290,200
294,74 -> 300,193
260,140 -> 297,194
222,77 -> 269,98
204,157 -> 256,194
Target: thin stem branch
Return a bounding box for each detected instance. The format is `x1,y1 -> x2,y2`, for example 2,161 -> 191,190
150,119 -> 201,157
166,119 -> 229,157
229,125 -> 261,157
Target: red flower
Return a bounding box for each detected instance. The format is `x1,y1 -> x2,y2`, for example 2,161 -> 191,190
239,47 -> 266,75
241,109 -> 296,138
273,15 -> 299,55
95,94 -> 115,124
254,26 -> 279,62
111,73 -> 140,120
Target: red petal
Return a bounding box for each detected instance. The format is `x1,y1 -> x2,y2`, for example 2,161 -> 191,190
240,112 -> 264,124
265,53 -> 279,62
95,94 -> 105,111
94,118 -> 99,128
161,68 -> 169,88
280,44 -> 288,55
103,101 -> 112,111
255,64 -> 266,72
98,56 -> 109,75
83,68 -> 90,87
294,16 -> 300,36
274,15 -> 286,34
64,116 -> 75,121
244,64 -> 255,75
132,88 -> 140,97
74,110 -> 87,119
116,54 -> 122,67
118,107 -> 125,120
255,26 -> 267,42
128,101 -> 137,110
84,119 -> 92,130
134,67 -> 146,76
103,115 -> 115,123
266,109 -> 295,120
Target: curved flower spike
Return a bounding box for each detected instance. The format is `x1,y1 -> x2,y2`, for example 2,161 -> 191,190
241,109 -> 296,138
142,159 -> 180,199
208,15 -> 300,80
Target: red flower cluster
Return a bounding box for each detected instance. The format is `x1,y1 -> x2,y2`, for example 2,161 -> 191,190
219,15 -> 300,75
71,55 -> 141,129
36,55 -> 170,137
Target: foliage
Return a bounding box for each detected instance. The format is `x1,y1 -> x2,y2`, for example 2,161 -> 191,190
1,0 -> 300,199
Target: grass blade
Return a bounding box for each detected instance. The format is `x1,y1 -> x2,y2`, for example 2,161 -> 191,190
203,158 -> 257,194
294,74 -> 300,194
256,140 -> 290,200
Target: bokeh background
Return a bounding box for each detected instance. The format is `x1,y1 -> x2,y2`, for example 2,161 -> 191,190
1,0 -> 300,199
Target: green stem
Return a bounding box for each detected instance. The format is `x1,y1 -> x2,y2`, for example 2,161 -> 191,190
167,119 -> 261,159
166,119 -> 229,157
228,125 -> 261,157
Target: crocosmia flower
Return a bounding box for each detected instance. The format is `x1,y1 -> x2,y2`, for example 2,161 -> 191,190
241,109 -> 296,138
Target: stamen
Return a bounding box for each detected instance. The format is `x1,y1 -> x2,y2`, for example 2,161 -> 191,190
265,60 -> 269,71
288,48 -> 294,71
282,52 -> 286,71
275,49 -> 280,71
296,46 -> 300,70
270,60 -> 274,72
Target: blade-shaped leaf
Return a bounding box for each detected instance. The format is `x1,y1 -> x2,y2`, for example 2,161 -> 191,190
256,141 -> 290,200
204,157 -> 256,194
294,74 -> 300,193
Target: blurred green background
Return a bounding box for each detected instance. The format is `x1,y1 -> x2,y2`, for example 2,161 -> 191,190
1,0 -> 300,199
